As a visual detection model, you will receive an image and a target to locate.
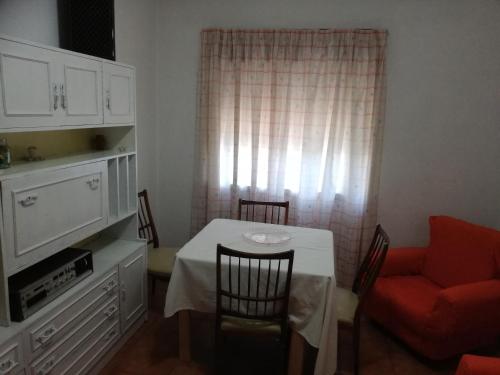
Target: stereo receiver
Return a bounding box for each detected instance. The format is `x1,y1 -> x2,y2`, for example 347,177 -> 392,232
9,248 -> 93,321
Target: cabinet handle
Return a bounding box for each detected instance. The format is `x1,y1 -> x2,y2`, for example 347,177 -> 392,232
53,84 -> 59,110
106,90 -> 111,110
0,358 -> 18,374
35,324 -> 57,345
60,84 -> 66,110
104,304 -> 118,318
103,329 -> 117,343
36,355 -> 56,375
86,177 -> 100,190
102,279 -> 117,293
19,194 -> 38,207
121,283 -> 126,301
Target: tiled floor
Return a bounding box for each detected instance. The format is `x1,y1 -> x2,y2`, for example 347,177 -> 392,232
100,282 -> 500,375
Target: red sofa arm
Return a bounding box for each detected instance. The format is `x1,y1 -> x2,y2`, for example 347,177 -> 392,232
379,247 -> 427,277
430,279 -> 500,337
456,355 -> 500,375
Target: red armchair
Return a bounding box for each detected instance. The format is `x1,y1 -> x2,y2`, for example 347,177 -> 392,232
365,216 -> 500,360
455,355 -> 500,375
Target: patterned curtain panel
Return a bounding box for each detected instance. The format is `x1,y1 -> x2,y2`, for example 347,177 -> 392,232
192,29 -> 387,287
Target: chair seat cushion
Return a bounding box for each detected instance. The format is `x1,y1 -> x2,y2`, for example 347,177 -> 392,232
367,275 -> 442,335
335,287 -> 359,324
221,315 -> 282,336
147,246 -> 179,275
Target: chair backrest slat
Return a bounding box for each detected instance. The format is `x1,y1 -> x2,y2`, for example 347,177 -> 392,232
137,189 -> 159,248
216,244 -> 294,330
238,199 -> 290,225
352,224 -> 390,298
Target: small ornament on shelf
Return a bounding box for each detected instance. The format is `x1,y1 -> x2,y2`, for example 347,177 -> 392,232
24,146 -> 44,162
0,138 -> 11,169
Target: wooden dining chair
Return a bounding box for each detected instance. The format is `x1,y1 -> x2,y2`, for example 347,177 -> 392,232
238,198 -> 290,225
138,189 -> 180,295
215,244 -> 294,374
336,225 -> 390,375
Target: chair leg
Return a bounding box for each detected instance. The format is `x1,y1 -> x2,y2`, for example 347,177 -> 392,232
352,322 -> 360,375
151,275 -> 157,296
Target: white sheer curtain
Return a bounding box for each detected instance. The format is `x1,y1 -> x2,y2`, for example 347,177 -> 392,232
192,29 -> 387,287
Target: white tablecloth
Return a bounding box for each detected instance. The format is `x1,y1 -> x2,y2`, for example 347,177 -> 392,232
164,218 -> 337,375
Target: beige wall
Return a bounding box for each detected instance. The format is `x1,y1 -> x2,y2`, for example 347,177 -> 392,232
113,0 -> 160,219
154,0 -> 500,247
1,0 -> 500,248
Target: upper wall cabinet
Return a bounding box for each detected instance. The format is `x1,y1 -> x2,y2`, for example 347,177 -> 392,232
103,63 -> 135,125
57,52 -> 103,126
0,36 -> 135,130
0,39 -> 59,129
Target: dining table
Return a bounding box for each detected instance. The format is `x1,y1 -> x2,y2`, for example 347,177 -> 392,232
164,218 -> 337,375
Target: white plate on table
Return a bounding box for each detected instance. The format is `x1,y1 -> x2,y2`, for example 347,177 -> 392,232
243,229 -> 291,244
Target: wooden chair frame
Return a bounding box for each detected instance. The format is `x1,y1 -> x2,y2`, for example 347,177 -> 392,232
138,189 -> 170,294
215,244 -> 294,374
238,198 -> 290,225
339,224 -> 390,375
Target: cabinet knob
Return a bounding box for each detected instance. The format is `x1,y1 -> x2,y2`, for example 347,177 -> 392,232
36,324 -> 58,345
0,358 -> 18,374
104,304 -> 118,318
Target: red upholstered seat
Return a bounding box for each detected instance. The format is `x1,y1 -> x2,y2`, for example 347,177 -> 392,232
365,216 -> 500,360
455,355 -> 500,375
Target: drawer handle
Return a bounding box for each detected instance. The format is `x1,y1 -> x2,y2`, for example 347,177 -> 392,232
36,325 -> 57,346
104,304 -> 118,318
36,355 -> 56,375
103,329 -> 117,343
19,194 -> 38,207
102,279 -> 117,293
87,177 -> 100,190
0,358 -> 18,374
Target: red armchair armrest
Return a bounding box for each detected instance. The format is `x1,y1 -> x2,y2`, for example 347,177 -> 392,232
379,247 -> 427,277
429,279 -> 500,337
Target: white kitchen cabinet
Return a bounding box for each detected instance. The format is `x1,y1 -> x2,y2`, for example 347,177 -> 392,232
119,246 -> 146,332
103,63 -> 135,125
58,52 -> 103,126
1,162 -> 109,274
0,334 -> 24,375
0,34 -> 143,375
0,38 -> 58,128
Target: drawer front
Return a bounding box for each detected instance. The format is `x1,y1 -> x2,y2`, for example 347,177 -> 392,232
2,162 -> 108,273
63,321 -> 119,375
26,268 -> 118,360
0,334 -> 23,375
30,299 -> 119,375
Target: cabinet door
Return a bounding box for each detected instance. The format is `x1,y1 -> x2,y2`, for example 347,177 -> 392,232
1,162 -> 109,274
103,63 -> 135,124
0,39 -> 59,129
119,246 -> 147,332
59,53 -> 103,126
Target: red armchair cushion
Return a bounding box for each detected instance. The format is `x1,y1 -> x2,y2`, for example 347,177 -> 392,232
455,355 -> 500,375
366,275 -> 441,335
422,216 -> 500,287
